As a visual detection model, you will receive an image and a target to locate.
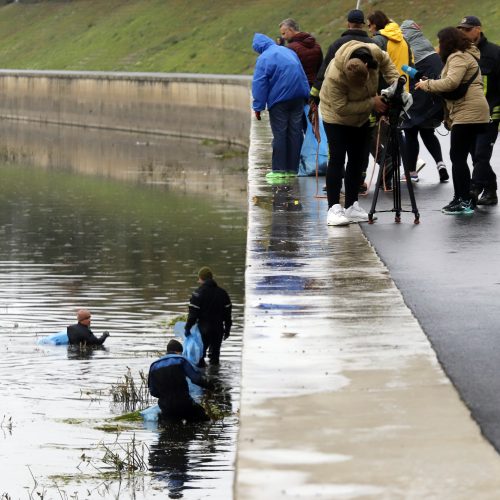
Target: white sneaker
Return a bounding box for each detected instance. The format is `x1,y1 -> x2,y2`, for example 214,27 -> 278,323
345,201 -> 369,222
327,204 -> 350,226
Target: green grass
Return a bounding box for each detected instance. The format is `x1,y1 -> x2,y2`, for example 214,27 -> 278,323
0,0 -> 498,73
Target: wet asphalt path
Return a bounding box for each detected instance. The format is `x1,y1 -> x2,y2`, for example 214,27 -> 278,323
360,127 -> 500,451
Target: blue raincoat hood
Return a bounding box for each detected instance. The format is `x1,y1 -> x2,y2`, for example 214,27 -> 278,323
253,33 -> 275,54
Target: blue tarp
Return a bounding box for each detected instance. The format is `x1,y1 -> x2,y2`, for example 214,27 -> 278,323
37,331 -> 69,345
298,105 -> 328,177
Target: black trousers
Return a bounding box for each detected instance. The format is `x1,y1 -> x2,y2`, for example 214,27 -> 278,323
450,123 -> 488,199
403,127 -> 443,170
471,119 -> 499,191
323,121 -> 371,208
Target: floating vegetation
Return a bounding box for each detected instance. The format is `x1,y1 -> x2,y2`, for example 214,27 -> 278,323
110,368 -> 152,411
167,314 -> 187,327
113,410 -> 143,422
79,434 -> 150,477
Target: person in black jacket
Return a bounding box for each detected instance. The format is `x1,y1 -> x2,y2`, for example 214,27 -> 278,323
310,9 -> 375,101
67,309 -> 109,346
458,15 -> 500,205
148,339 -> 212,422
185,267 -> 232,367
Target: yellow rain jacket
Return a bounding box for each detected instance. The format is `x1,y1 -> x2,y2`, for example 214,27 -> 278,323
373,22 -> 413,91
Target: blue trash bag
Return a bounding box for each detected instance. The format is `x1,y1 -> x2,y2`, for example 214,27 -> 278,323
298,104 -> 328,177
37,331 -> 69,346
140,404 -> 161,422
173,321 -> 203,366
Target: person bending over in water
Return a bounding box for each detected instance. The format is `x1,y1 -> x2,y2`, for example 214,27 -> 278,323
148,339 -> 213,422
67,309 -> 109,346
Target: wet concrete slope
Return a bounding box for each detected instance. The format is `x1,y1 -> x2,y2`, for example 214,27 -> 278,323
236,119 -> 500,499
362,130 -> 500,453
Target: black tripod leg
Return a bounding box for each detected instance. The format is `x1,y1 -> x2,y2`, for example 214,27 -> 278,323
404,171 -> 420,224
368,145 -> 389,223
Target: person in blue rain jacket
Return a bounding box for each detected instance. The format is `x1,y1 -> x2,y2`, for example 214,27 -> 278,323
252,33 -> 310,177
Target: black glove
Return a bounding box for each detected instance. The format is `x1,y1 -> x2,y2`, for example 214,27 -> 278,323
184,329 -> 191,337
103,331 -> 110,338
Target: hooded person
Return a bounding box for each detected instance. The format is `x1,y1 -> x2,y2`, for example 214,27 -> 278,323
400,20 -> 449,183
251,33 -> 310,179
279,18 -> 323,87
367,11 -> 413,91
319,40 -> 399,226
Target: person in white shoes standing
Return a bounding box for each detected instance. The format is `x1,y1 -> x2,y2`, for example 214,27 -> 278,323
319,40 -> 399,225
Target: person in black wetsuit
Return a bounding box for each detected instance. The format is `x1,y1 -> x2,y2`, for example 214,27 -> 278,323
67,309 -> 109,346
148,339 -> 212,422
185,267 -> 232,367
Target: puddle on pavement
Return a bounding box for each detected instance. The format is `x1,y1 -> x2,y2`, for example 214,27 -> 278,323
0,124 -> 246,498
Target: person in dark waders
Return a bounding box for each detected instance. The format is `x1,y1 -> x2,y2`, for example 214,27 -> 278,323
148,339 -> 213,422
185,267 -> 232,368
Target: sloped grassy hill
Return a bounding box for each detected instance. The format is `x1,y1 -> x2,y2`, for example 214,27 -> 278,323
0,0 -> 498,73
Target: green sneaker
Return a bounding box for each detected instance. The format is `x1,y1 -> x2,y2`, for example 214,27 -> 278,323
265,171 -> 287,179
285,171 -> 298,177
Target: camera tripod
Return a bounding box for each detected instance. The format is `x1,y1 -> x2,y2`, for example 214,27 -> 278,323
368,78 -> 420,224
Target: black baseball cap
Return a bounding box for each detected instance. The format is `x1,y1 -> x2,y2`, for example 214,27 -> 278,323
347,9 -> 365,24
457,16 -> 481,28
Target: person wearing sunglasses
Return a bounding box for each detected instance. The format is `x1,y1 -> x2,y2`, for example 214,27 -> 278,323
67,309 -> 109,346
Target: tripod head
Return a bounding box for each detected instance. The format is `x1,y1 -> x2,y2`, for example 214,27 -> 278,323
381,75 -> 413,126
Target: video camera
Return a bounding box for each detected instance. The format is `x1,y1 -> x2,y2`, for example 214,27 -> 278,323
381,75 -> 413,122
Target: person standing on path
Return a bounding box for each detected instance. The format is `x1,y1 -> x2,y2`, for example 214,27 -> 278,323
415,27 -> 490,215
251,33 -> 310,179
319,41 -> 399,225
278,18 -> 323,88
457,15 -> 500,206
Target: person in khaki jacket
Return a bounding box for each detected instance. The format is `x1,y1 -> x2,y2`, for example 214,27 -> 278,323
416,27 -> 490,215
319,40 -> 399,226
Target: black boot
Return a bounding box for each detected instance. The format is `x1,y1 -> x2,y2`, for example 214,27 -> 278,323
469,186 -> 483,207
477,189 -> 498,206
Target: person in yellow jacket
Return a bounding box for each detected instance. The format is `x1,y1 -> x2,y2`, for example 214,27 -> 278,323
367,10 -> 412,92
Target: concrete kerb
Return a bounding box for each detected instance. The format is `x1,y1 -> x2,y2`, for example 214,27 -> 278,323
235,114 -> 500,499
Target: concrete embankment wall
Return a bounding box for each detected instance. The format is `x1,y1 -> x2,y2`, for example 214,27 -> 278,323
0,70 -> 252,148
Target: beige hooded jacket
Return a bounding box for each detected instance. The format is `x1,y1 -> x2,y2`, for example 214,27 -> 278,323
319,40 -> 399,127
423,46 -> 489,126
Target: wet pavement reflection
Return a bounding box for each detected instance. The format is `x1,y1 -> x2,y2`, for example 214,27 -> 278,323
0,126 -> 246,498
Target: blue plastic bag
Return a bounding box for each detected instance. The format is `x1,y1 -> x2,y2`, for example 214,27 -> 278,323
298,104 -> 328,177
173,321 -> 203,366
140,404 -> 161,422
37,331 -> 69,346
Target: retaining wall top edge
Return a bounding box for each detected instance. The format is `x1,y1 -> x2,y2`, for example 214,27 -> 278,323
0,69 -> 252,85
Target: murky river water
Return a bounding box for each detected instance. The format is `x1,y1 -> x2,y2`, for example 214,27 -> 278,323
0,123 -> 247,498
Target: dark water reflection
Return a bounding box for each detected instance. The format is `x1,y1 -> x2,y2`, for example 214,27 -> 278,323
0,127 -> 246,498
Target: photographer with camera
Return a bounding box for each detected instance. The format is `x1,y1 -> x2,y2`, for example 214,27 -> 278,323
415,27 -> 489,215
319,40 -> 399,226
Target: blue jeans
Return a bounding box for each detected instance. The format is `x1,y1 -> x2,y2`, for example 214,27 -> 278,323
268,98 -> 305,173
